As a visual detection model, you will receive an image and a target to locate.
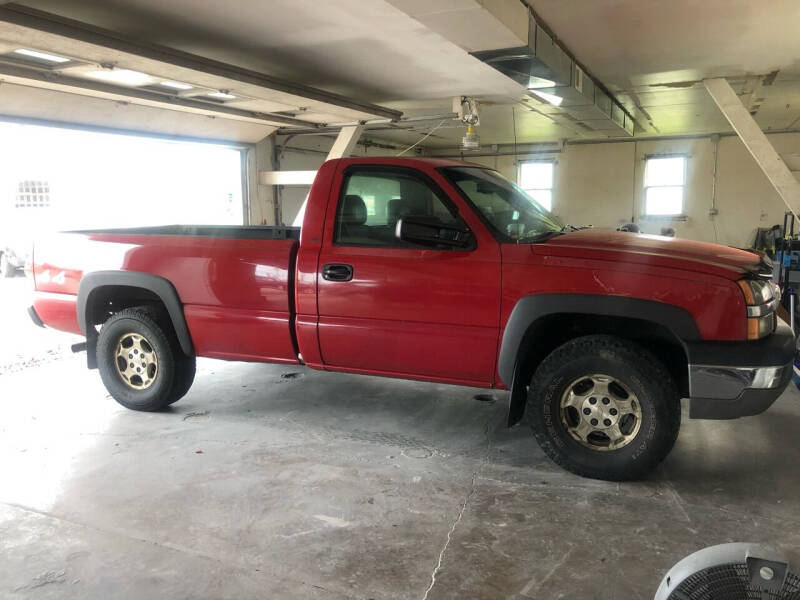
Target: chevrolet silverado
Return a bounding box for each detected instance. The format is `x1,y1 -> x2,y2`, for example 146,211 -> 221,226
28,157 -> 795,481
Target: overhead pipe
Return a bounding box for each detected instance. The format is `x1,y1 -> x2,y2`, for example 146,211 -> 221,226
426,148 -> 562,159
276,113 -> 458,135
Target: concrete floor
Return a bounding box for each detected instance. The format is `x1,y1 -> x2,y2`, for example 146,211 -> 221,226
0,277 -> 81,374
2,350 -> 800,600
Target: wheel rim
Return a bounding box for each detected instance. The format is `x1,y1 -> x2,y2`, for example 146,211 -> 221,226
114,333 -> 158,390
559,374 -> 642,451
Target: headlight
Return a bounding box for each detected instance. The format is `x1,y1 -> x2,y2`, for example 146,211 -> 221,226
737,279 -> 778,339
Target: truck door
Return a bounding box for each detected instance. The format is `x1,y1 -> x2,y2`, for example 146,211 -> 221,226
316,163 -> 501,386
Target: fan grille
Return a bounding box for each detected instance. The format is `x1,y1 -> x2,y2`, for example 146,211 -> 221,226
672,563 -> 800,600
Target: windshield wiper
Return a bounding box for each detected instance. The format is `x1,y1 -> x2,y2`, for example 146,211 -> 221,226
519,230 -> 565,243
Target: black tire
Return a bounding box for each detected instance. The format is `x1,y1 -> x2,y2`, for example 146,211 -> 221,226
525,335 -> 681,481
168,355 -> 197,405
0,253 -> 15,278
133,305 -> 196,406
97,307 -> 179,411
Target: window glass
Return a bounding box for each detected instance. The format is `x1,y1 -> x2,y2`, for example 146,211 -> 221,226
15,180 -> 51,208
645,186 -> 683,216
518,161 -> 554,211
0,122 -> 244,234
644,156 -> 685,216
443,167 -> 562,242
527,189 -> 552,212
645,156 -> 685,187
334,170 -> 458,247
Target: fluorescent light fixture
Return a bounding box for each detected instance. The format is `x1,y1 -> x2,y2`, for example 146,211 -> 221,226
528,77 -> 556,88
208,91 -> 236,100
160,80 -> 193,90
529,90 -> 564,107
13,48 -> 70,63
84,69 -> 153,86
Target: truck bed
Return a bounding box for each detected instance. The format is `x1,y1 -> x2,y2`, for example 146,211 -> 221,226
33,225 -> 302,365
69,224 -> 301,240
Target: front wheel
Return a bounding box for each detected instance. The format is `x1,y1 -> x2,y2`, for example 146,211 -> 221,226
525,335 -> 681,481
97,307 -> 183,411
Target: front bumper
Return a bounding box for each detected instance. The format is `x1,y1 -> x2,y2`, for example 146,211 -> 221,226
687,318 -> 795,419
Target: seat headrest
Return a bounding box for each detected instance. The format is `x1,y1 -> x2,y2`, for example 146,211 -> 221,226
341,195 -> 367,225
388,198 -> 409,224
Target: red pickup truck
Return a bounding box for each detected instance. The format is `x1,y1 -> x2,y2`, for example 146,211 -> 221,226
29,157 -> 794,481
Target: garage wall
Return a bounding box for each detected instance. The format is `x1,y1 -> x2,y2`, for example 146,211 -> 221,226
275,131 -> 800,248
249,136 -> 276,225
428,133 -> 800,248
276,137 -> 334,226
271,135 -> 400,225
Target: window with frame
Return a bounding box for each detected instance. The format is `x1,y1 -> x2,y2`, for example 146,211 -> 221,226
518,160 -> 554,211
15,180 -> 51,208
334,169 -> 459,247
644,156 -> 686,216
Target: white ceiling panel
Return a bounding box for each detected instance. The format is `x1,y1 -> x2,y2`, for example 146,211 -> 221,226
2,0 -> 800,145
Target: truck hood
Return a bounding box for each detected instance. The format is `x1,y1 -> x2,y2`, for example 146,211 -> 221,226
532,229 -> 766,279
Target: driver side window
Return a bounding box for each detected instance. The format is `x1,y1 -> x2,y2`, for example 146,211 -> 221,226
334,169 -> 459,247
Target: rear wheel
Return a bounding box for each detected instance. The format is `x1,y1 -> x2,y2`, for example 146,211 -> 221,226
169,355 -> 196,404
97,307 -> 185,411
525,335 -> 681,481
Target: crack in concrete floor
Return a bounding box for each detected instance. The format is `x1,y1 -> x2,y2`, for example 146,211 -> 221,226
421,418 -> 495,600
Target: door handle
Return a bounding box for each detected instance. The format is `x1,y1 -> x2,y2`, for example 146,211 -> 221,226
322,263 -> 354,282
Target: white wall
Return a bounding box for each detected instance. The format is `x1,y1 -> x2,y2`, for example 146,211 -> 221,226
271,135 -> 400,226
275,131 -> 800,248
274,136 -> 334,226
248,136 -> 276,225
429,133 -> 800,248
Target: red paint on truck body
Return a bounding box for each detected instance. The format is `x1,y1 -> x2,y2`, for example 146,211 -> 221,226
32,157 -> 758,389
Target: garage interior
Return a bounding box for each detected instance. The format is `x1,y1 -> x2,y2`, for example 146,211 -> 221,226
2,1 -> 800,598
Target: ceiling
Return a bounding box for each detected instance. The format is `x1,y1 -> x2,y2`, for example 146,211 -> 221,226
7,0 -> 523,102
530,0 -> 800,137
1,0 -> 799,147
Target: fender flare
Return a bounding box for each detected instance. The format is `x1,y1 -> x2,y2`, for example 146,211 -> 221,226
77,270 -> 194,356
499,294 -> 699,426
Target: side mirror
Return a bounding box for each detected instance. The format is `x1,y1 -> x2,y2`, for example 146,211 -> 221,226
395,216 -> 473,249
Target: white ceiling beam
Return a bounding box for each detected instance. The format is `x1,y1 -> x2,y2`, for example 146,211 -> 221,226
704,77 -> 800,217
326,125 -> 364,160
258,171 -> 318,186
258,125 -> 364,187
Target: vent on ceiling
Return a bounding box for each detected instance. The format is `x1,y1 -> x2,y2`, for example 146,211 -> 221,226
471,9 -> 634,137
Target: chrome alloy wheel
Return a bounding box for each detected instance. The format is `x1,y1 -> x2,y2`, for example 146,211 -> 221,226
114,333 -> 158,390
560,374 -> 642,451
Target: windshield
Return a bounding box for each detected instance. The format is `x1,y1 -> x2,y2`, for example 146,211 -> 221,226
442,167 -> 563,242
